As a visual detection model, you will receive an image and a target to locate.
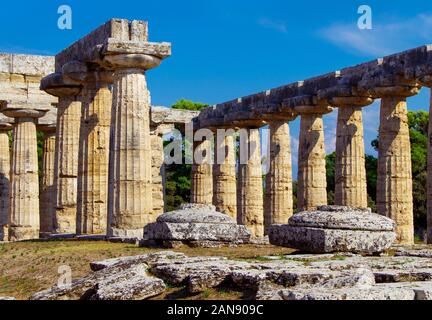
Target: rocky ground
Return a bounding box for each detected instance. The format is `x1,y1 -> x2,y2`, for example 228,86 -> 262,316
4,242 -> 432,300
0,240 -> 294,299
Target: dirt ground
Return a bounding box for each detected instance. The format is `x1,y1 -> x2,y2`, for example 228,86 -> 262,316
0,240 -> 295,300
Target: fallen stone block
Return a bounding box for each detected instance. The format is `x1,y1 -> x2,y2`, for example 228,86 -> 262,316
144,204 -> 251,248
269,206 -> 396,254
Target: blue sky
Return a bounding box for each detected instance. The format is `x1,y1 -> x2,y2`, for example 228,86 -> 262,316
1,0 -> 431,175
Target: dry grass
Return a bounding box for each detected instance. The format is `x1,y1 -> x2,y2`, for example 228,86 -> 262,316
0,240 -> 294,300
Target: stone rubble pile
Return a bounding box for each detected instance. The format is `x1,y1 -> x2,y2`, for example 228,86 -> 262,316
269,206 -> 396,254
29,247 -> 432,301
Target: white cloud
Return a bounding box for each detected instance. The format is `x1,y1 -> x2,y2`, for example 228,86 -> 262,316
258,17 -> 288,34
319,14 -> 432,57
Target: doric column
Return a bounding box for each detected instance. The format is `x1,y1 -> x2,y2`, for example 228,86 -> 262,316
150,123 -> 173,219
297,112 -> 328,211
331,97 -> 373,208
428,87 -> 432,244
39,125 -> 56,235
264,120 -> 294,232
105,54 -> 164,238
213,129 -> 237,219
40,73 -> 83,235
3,108 -> 47,241
151,133 -> 166,218
0,123 -> 12,241
238,128 -> 264,237
55,95 -> 82,234
191,138 -> 213,204
376,87 -> 418,244
76,72 -> 112,235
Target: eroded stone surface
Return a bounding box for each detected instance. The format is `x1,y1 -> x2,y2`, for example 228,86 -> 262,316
144,204 -> 251,246
289,206 -> 394,231
31,252 -> 178,300
269,206 -> 396,254
31,248 -> 432,301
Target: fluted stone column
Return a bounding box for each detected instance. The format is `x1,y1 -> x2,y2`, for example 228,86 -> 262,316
265,121 -> 293,232
377,94 -> 414,244
77,72 -> 112,235
238,128 -> 264,237
428,88 -> 432,244
106,54 -> 161,238
0,123 -> 11,241
297,113 -> 328,211
151,132 -> 166,218
39,126 -> 56,235
191,139 -> 213,205
213,130 -> 237,219
5,109 -> 46,241
55,96 -> 82,234
335,104 -> 369,208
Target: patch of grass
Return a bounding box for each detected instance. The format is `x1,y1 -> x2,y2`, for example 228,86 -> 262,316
0,240 -> 295,300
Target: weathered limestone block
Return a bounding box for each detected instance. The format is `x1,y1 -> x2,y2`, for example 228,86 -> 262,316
297,114 -> 327,211
269,206 -> 396,254
238,128 -> 264,237
108,67 -> 153,238
191,139 -> 213,205
335,106 -> 368,208
5,109 -> 47,241
273,285 -> 415,300
55,97 -> 82,234
39,126 -> 56,235
90,251 -> 186,272
213,131 -> 237,219
31,262 -> 165,300
377,96 -> 414,244
77,73 -> 112,235
265,121 -> 293,233
144,204 -> 251,246
0,54 -> 56,105
0,123 -> 11,241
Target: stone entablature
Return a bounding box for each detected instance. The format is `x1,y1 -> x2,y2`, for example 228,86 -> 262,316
195,45 -> 431,129
0,53 -> 57,106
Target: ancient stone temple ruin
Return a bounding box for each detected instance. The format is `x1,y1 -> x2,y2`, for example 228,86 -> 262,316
0,19 -> 432,247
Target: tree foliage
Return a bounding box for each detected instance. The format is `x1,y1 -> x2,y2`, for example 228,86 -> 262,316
165,100 -> 209,211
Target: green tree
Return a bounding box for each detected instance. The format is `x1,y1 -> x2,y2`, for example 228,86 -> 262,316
172,99 -> 209,111
165,100 -> 209,211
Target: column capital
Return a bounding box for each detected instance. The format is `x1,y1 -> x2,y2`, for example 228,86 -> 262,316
419,75 -> 432,87
0,122 -> 12,131
0,102 -> 48,119
103,53 -> 163,72
328,96 -> 374,108
371,85 -> 420,98
63,63 -> 113,88
283,95 -> 333,115
40,73 -> 82,98
38,124 -> 56,134
294,105 -> 333,115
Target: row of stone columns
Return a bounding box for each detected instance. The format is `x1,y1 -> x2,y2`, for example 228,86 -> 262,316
191,95 -> 416,244
38,54 -> 161,239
